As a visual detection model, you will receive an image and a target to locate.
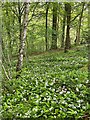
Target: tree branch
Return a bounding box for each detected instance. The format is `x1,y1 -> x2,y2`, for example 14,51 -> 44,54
71,5 -> 87,23
1,62 -> 10,80
28,3 -> 38,24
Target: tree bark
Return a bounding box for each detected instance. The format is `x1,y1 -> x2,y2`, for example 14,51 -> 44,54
16,2 -> 29,77
45,2 -> 49,51
88,2 -> 90,85
75,2 -> 85,45
64,3 -> 71,52
5,6 -> 12,56
51,3 -> 58,49
61,5 -> 66,48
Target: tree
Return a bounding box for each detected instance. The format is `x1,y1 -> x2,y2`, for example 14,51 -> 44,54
45,2 -> 49,51
61,4 -> 66,48
75,2 -> 85,45
88,2 -> 90,81
51,3 -> 58,49
5,6 -> 12,55
64,3 -> 71,52
2,3 -> 16,58
16,2 -> 30,77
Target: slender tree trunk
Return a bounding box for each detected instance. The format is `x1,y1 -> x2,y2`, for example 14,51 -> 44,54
64,3 -> 71,52
5,7 -> 12,56
75,2 -> 85,45
16,2 -> 29,77
88,2 -> 90,83
51,3 -> 58,49
61,6 -> 66,48
45,2 -> 49,51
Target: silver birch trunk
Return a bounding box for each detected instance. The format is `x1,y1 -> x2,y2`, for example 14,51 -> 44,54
16,2 -> 29,76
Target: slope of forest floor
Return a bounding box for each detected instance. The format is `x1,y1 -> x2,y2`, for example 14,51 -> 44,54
2,45 -> 90,119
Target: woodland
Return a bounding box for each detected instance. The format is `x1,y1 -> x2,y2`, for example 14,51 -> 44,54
1,1 -> 90,119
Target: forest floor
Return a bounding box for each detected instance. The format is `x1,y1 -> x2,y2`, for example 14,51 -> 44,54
2,45 -> 90,119
29,44 -> 87,58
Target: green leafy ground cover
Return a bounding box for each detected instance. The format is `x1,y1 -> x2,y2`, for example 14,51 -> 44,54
2,45 -> 90,119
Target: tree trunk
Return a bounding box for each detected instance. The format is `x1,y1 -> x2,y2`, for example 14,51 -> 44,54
75,2 -> 85,45
16,2 -> 29,77
45,2 -> 49,51
64,3 -> 71,52
5,7 -> 12,56
88,2 -> 90,84
61,6 -> 66,48
51,3 -> 58,49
